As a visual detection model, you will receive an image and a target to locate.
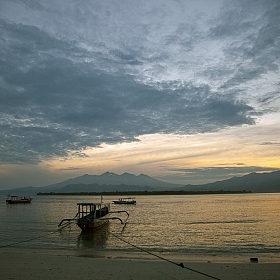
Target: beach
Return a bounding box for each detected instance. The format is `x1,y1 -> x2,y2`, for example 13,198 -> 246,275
1,248 -> 280,280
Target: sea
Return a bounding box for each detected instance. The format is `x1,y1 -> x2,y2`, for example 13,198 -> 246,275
1,193 -> 280,262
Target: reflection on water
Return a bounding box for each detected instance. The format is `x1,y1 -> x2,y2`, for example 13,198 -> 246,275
77,223 -> 110,249
1,194 -> 280,260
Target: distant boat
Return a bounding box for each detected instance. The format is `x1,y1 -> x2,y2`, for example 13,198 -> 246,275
6,195 -> 32,204
113,197 -> 136,205
58,201 -> 129,232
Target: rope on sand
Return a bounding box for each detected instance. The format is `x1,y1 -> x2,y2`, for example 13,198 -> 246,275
1,224 -> 222,280
110,231 -> 222,280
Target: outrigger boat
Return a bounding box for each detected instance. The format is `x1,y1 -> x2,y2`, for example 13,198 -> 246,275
113,197 -> 136,205
58,201 -> 129,232
6,195 -> 32,204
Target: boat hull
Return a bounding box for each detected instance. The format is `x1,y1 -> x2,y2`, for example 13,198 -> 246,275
77,218 -> 109,232
59,201 -> 129,232
113,197 -> 136,204
113,201 -> 136,205
6,199 -> 32,204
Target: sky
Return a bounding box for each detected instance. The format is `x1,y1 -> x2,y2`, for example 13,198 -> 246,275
0,0 -> 280,190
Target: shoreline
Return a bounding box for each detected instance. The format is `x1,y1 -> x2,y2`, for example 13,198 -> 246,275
1,247 -> 280,280
2,244 -> 280,263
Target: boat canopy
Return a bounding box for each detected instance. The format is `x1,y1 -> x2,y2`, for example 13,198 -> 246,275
76,202 -> 110,219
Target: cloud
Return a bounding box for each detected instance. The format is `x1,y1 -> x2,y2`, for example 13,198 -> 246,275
260,142 -> 280,146
0,0 -> 279,165
162,166 -> 279,184
208,0 -> 280,95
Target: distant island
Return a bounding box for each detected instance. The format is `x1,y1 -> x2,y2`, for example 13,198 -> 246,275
37,190 -> 252,196
1,170 -> 280,195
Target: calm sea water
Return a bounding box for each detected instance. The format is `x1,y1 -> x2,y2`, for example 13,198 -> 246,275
1,193 -> 280,261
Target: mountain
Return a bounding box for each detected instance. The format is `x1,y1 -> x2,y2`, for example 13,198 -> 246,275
45,171 -> 181,191
0,172 -> 182,195
179,170 -> 280,193
1,170 -> 279,195
0,186 -> 39,196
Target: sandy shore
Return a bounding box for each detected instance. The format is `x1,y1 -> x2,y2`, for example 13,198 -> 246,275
1,248 -> 280,280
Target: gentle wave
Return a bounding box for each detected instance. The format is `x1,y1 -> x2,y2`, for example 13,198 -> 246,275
1,194 -> 280,261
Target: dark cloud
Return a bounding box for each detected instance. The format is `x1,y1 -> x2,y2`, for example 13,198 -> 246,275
0,0 -> 279,165
260,142 -> 280,146
209,0 -> 280,90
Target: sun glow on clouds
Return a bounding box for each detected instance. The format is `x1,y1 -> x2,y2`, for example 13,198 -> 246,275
46,113 -> 280,185
1,0 -> 280,189
1,114 -> 279,188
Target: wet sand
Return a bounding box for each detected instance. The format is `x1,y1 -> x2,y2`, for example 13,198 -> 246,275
1,248 -> 280,280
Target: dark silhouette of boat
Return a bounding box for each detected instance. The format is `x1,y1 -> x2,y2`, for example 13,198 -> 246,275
58,200 -> 129,232
113,197 -> 136,205
6,195 -> 32,204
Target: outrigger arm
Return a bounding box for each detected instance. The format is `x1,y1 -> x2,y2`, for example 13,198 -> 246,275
58,210 -> 129,228
94,210 -> 130,224
58,212 -> 79,228
58,218 -> 78,228
109,210 -> 130,224
98,217 -> 125,224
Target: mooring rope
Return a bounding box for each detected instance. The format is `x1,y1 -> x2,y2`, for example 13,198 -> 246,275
1,223 -> 222,280
110,230 -> 222,280
0,229 -> 60,249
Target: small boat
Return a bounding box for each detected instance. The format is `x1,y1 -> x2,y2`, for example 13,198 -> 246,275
113,197 -> 136,205
6,195 -> 32,204
58,201 -> 129,232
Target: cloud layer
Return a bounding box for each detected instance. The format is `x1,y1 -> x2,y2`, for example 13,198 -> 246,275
0,0 -> 280,166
